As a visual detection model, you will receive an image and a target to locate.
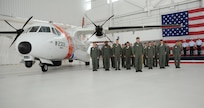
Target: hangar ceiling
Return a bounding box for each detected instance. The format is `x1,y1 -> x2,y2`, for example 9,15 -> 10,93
86,0 -> 200,26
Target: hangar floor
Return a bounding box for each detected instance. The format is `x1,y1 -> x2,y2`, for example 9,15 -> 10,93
0,62 -> 204,108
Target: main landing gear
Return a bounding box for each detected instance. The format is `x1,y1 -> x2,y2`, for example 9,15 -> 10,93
40,63 -> 48,72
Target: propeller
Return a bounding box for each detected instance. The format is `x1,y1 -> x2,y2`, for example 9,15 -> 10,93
1,16 -> 33,47
85,14 -> 114,41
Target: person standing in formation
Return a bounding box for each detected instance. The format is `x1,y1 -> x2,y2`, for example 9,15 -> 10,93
165,42 -> 170,67
101,41 -> 111,71
182,39 -> 188,56
121,44 -> 126,68
189,39 -> 195,56
132,37 -> 144,72
143,42 -> 148,67
96,44 -> 100,69
196,38 -> 202,56
90,42 -> 100,71
130,43 -> 135,67
158,40 -> 166,69
112,39 -> 122,70
152,41 -> 158,67
111,45 -> 115,68
172,41 -> 182,68
124,42 -> 132,70
146,41 -> 155,69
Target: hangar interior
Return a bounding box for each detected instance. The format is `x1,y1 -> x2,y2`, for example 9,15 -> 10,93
0,0 -> 203,65
0,0 -> 204,108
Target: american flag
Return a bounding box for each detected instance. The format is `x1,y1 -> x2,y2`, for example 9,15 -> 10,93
162,8 -> 204,37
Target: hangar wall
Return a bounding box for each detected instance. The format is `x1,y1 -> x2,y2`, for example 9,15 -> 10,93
86,0 -> 201,44
0,0 -> 88,65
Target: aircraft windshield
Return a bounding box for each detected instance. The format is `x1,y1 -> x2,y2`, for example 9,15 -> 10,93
39,26 -> 51,33
29,26 -> 40,32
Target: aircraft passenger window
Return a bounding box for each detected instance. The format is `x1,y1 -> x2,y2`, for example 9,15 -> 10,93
29,26 -> 40,32
52,28 -> 57,35
55,28 -> 61,36
39,26 -> 51,32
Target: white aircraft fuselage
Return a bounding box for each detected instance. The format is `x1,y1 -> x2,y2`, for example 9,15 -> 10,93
15,23 -> 90,72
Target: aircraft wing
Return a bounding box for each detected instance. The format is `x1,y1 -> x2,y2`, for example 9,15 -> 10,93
74,24 -> 181,36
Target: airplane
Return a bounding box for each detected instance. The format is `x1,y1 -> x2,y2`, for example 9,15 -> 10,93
0,15 -> 181,72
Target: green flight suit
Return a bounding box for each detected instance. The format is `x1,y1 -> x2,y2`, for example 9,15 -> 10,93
153,45 -> 158,67
172,45 -> 182,68
124,46 -> 132,69
143,46 -> 148,67
132,42 -> 144,71
113,43 -> 122,70
90,47 -> 99,71
102,45 -> 111,70
111,47 -> 115,68
146,46 -> 155,68
97,47 -> 101,69
157,44 -> 166,68
121,47 -> 126,68
165,45 -> 170,66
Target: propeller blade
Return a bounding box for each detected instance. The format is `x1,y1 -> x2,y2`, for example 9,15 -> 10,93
103,33 -> 113,43
10,33 -> 21,47
4,20 -> 17,30
22,16 -> 33,29
0,31 -> 17,34
85,14 -> 97,27
101,15 -> 114,27
87,31 -> 97,41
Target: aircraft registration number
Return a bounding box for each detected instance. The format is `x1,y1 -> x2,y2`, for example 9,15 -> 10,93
55,41 -> 65,47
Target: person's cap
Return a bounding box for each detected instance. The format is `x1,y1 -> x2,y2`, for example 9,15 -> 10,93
160,39 -> 163,41
136,37 -> 140,39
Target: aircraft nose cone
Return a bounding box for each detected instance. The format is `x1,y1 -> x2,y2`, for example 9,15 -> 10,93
18,42 -> 32,54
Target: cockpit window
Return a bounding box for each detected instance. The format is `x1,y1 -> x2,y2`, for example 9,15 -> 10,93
39,26 -> 51,32
29,26 -> 40,32
52,28 -> 57,35
55,28 -> 61,36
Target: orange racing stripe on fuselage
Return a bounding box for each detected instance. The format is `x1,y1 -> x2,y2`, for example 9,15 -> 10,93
53,24 -> 74,59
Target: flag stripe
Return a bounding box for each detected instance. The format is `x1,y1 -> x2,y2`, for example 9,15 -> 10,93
188,8 -> 204,13
189,11 -> 204,17
189,23 -> 204,28
189,26 -> 204,32
188,19 -> 204,25
189,30 -> 204,35
164,38 -> 204,43
189,15 -> 204,21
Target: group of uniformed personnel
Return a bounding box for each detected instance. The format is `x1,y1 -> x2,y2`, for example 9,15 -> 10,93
90,37 -> 182,72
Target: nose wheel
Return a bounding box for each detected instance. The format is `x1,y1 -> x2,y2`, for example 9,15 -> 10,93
40,63 -> 48,72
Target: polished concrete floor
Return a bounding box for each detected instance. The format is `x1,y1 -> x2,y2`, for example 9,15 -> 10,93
0,62 -> 204,108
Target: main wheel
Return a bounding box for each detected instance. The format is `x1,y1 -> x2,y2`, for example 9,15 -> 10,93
41,64 -> 48,72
